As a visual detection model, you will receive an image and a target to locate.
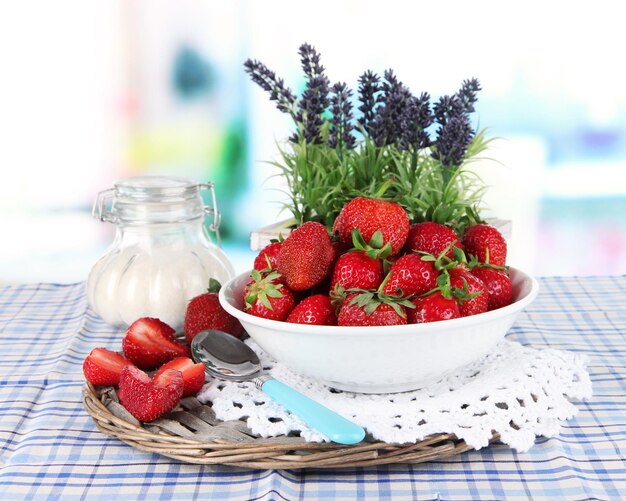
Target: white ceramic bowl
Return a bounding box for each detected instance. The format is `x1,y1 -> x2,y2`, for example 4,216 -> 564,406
219,268 -> 539,393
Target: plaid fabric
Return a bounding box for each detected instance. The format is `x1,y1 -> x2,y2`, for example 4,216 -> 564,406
0,277 -> 624,500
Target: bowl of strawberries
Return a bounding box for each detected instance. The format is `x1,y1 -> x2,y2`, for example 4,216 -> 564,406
220,197 -> 539,393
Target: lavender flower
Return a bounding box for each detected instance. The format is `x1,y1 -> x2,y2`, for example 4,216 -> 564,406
432,114 -> 474,168
433,95 -> 464,127
328,82 -> 356,149
370,70 -> 411,146
456,78 -> 481,113
243,59 -> 296,117
299,43 -> 325,79
357,70 -> 381,132
399,92 -> 433,152
290,44 -> 331,144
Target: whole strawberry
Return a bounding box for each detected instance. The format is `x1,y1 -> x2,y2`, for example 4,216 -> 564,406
404,222 -> 461,259
382,253 -> 437,297
408,291 -> 461,324
337,291 -> 413,327
118,365 -> 183,422
244,270 -> 296,321
253,241 -> 282,271
332,197 -> 409,255
184,279 -> 243,344
83,348 -> 134,386
462,224 -> 507,266
330,251 -> 384,292
286,294 -> 337,325
277,221 -> 335,291
471,267 -> 513,311
448,267 -> 488,317
122,318 -> 189,370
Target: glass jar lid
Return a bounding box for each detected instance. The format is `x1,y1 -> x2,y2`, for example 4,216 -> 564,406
93,176 -> 221,233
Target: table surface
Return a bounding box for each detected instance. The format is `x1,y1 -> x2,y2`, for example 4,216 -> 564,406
1,276 -> 625,500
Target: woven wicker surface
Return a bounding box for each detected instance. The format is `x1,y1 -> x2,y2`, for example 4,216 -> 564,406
83,382 -> 500,469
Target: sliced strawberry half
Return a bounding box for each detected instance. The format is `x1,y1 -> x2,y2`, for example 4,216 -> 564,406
82,347 -> 134,386
154,357 -> 206,397
118,365 -> 183,422
122,318 -> 190,370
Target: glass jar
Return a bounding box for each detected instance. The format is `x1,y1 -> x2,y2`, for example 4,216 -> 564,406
86,176 -> 234,329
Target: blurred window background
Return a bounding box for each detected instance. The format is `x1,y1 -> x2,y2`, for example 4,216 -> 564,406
1,0 -> 625,282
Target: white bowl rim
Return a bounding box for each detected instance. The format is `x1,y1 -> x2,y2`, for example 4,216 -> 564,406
219,266 -> 539,337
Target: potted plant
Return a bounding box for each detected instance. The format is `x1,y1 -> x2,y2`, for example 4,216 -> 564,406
245,43 -> 508,250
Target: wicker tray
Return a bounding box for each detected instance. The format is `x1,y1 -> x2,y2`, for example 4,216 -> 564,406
83,382 -> 500,469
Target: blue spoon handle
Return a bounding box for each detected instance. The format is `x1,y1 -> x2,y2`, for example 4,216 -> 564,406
259,377 -> 365,445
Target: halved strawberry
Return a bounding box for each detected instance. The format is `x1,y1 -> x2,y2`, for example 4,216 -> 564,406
118,366 -> 183,422
154,357 -> 206,397
82,347 -> 133,386
122,318 -> 190,370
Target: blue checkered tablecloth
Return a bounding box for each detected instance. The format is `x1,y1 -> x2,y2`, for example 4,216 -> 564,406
0,277 -> 625,500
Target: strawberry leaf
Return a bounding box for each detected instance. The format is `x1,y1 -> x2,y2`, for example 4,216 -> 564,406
208,278 -> 222,294
258,291 -> 274,310
351,229 -> 368,250
265,288 -> 284,298
363,301 -> 380,315
386,301 -> 406,318
452,246 -> 465,264
369,230 -> 384,249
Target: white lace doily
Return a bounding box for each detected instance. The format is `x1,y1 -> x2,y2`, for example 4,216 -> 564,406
197,339 -> 592,452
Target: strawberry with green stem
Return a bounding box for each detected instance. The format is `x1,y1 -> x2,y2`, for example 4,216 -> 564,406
337,274 -> 415,327
184,278 -> 244,343
329,229 -> 388,292
332,197 -> 410,256
462,223 -> 507,267
244,270 -> 296,321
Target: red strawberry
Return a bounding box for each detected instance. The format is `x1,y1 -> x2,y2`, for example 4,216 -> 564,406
471,267 -> 513,311
253,241 -> 282,271
332,197 -> 409,255
382,253 -> 437,297
277,222 -> 335,291
462,224 -> 507,266
449,268 -> 488,317
337,292 -> 412,327
404,222 -> 461,259
122,318 -> 189,370
184,279 -> 243,344
154,357 -> 206,397
82,348 -> 133,386
118,365 -> 183,422
286,294 -> 337,325
244,270 -> 296,321
408,291 -> 461,324
330,251 -> 384,292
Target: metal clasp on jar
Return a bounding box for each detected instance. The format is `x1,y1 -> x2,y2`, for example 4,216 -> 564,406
199,182 -> 222,247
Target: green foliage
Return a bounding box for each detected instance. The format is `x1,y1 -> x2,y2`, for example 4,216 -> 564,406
272,126 -> 494,235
